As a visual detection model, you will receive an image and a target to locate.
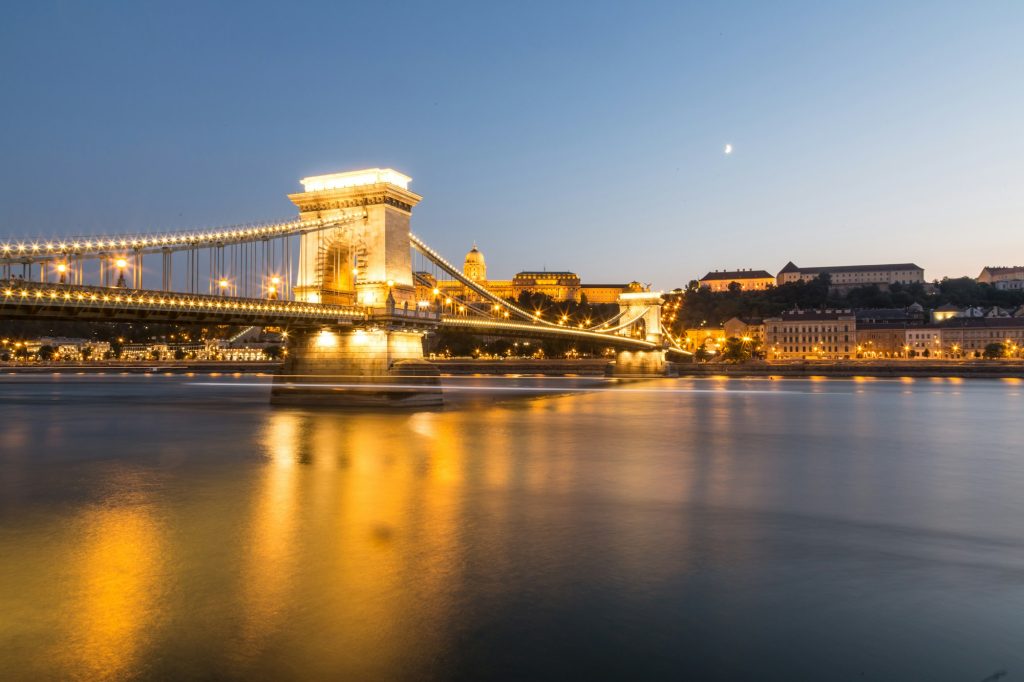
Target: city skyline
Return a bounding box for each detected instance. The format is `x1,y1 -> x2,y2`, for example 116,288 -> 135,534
1,2 -> 1022,288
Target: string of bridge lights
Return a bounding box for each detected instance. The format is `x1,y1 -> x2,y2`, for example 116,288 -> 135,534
0,281 -> 367,321
0,215 -> 358,262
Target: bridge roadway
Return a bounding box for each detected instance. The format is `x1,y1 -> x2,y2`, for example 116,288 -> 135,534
0,279 -> 368,326
439,317 -> 660,351
0,278 -> 668,352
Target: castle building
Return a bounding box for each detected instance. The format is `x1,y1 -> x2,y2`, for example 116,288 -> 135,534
777,262 -> 924,290
699,269 -> 775,292
423,245 -> 632,304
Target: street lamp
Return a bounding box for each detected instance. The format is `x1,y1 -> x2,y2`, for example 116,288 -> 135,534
269,275 -> 280,300
55,262 -> 68,284
219,278 -> 229,295
114,258 -> 128,288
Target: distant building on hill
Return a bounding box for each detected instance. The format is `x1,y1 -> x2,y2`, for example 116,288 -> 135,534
776,262 -> 924,291
977,266 -> 1024,291
422,244 -> 633,304
698,269 -> 775,292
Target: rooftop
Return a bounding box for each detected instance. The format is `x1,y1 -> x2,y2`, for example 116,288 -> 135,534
981,266 -> 1024,274
700,269 -> 774,281
789,263 -> 923,274
300,168 -> 411,192
931,317 -> 1024,329
514,271 -> 578,277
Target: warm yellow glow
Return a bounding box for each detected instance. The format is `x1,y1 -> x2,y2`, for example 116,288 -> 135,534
300,168 -> 411,192
386,279 -> 394,288
316,329 -> 338,348
270,276 -> 280,285
114,258 -> 128,269
219,279 -> 229,289
56,263 -> 67,274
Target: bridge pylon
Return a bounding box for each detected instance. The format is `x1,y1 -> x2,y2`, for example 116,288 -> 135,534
271,169 -> 442,407
610,289 -> 674,377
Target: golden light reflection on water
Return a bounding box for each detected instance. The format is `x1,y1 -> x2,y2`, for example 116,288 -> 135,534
236,411 -> 301,661
12,376 -> 1018,678
63,480 -> 165,681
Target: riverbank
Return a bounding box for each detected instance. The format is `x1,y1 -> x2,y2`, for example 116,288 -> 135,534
680,360 -> 1024,379
432,358 -> 611,376
5,358 -> 1024,379
1,361 -> 280,374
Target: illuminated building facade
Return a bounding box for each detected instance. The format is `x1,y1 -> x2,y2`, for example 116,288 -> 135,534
426,245 -> 631,304
777,262 -> 924,290
977,266 -> 1024,291
765,309 -> 856,359
699,269 -> 775,292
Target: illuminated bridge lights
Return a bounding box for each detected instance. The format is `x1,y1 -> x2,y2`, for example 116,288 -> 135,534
0,280 -> 367,324
0,215 -> 365,264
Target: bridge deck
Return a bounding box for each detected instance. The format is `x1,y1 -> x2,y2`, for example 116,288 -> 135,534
440,317 -> 659,350
0,280 -> 368,326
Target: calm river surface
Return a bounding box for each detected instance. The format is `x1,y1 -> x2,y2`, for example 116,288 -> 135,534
1,373 -> 1023,680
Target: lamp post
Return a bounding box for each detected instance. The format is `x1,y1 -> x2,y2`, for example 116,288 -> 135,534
56,262 -> 68,284
268,275 -> 280,300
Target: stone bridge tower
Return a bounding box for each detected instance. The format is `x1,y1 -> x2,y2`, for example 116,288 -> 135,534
290,168 -> 420,309
612,287 -> 673,376
271,168 -> 442,408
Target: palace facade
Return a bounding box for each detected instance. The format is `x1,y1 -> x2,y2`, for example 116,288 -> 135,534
419,245 -> 635,304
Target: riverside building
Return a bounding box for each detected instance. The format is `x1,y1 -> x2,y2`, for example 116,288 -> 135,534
764,309 -> 857,359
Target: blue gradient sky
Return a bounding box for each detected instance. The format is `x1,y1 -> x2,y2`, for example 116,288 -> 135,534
1,1 -> 1021,287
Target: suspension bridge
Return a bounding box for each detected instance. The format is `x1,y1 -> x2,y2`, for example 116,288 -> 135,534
0,168 -> 686,405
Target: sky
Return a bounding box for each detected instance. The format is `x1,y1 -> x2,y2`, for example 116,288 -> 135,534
1,1 -> 1021,289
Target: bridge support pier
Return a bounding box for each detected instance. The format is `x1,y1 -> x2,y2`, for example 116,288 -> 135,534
609,349 -> 676,377
271,327 -> 442,408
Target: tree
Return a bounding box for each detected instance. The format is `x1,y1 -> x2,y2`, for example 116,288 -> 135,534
263,345 -> 283,360
695,345 -> 713,363
150,348 -> 162,361
80,346 -> 93,361
721,336 -> 759,363
984,342 -> 1007,359
38,345 -> 56,362
174,347 -> 187,361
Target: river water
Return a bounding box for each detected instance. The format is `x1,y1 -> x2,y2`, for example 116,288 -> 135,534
1,373 -> 1023,680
